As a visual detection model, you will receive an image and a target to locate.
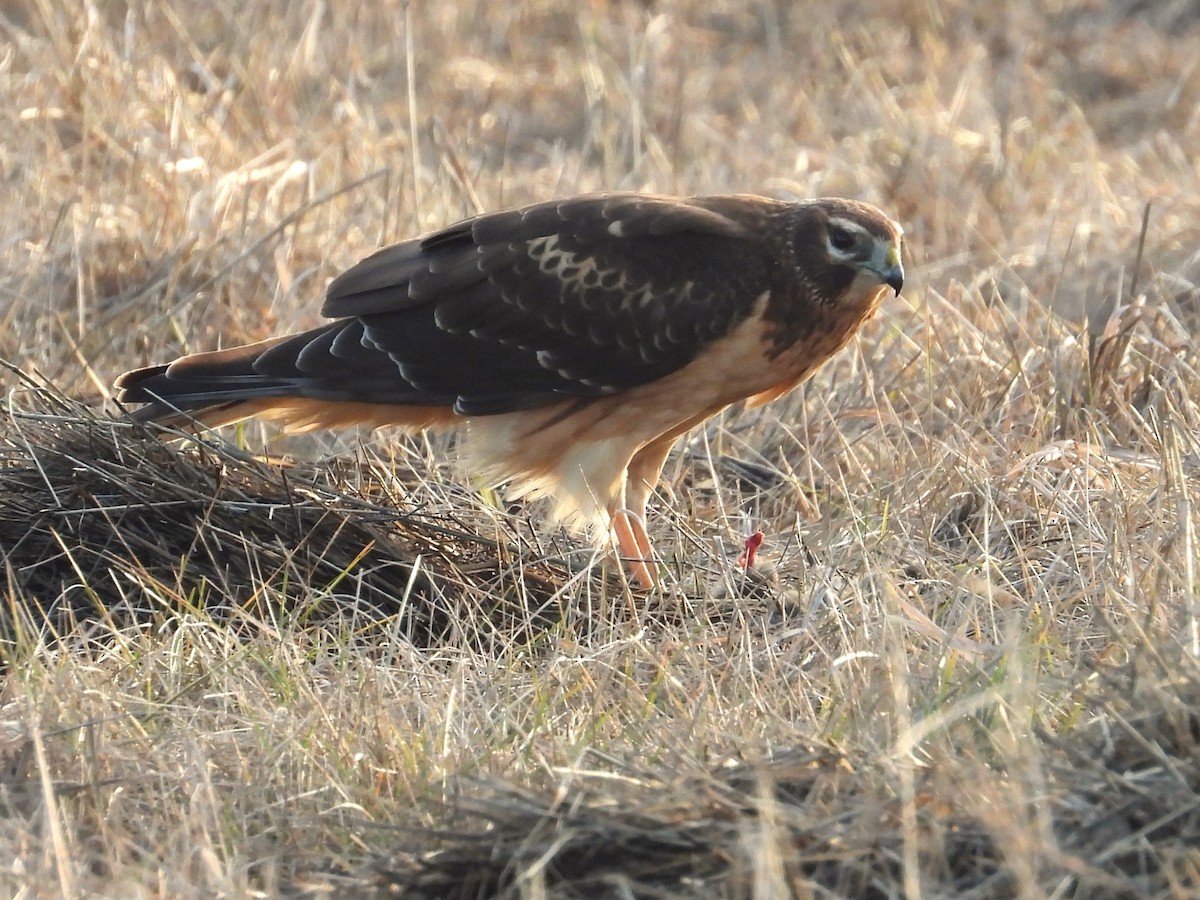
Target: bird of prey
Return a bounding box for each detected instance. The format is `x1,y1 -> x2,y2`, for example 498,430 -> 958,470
116,192 -> 904,587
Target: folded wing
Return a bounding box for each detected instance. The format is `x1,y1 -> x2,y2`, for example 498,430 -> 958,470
117,192 -> 776,423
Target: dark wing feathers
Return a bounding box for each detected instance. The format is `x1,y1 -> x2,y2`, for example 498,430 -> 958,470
126,193 -> 781,419
322,247 -> 431,307
321,193 -> 775,410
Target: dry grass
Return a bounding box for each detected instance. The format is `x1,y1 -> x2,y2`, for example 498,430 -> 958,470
2,0 -> 1200,896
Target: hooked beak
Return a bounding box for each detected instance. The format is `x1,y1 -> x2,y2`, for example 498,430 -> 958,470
875,242 -> 904,296
883,266 -> 904,296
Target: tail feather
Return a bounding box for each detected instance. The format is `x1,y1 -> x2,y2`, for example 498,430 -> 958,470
114,334 -> 462,432
115,337 -> 295,428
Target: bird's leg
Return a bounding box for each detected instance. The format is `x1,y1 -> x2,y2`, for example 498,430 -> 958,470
611,507 -> 657,588
610,433 -> 686,588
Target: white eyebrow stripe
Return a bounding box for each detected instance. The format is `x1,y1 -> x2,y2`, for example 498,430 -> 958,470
827,217 -> 871,235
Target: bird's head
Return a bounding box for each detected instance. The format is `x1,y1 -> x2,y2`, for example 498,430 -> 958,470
820,200 -> 904,295
792,199 -> 905,304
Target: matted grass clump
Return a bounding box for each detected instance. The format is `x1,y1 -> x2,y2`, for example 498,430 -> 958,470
2,0 -> 1200,896
374,668 -> 1200,898
0,369 -> 577,653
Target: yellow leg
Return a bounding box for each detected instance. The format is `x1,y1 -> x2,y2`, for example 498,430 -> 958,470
612,428 -> 700,589
612,507 -> 657,588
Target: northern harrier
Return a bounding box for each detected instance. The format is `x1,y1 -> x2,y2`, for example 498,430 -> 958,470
116,192 -> 904,587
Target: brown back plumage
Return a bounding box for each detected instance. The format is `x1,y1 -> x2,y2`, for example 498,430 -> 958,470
116,192 -> 902,430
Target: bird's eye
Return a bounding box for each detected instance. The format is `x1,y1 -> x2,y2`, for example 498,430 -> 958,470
828,225 -> 856,253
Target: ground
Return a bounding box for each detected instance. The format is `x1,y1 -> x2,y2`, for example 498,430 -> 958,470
1,0 -> 1200,896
